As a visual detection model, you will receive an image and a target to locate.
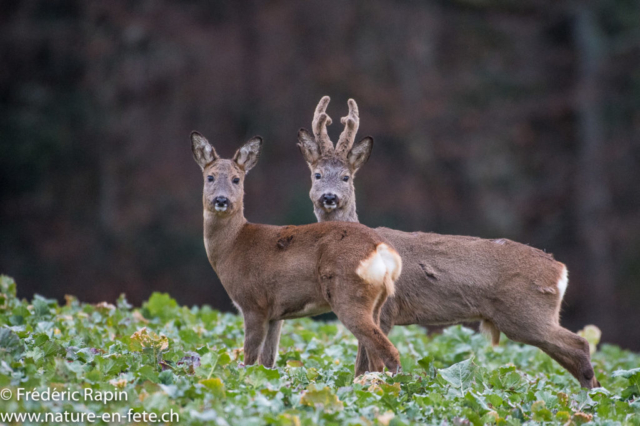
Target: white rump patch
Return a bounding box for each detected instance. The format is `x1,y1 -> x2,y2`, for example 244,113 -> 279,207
356,243 -> 402,296
557,264 -> 569,300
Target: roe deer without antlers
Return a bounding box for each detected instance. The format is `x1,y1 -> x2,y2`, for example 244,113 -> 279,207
295,96 -> 600,388
190,131 -> 403,373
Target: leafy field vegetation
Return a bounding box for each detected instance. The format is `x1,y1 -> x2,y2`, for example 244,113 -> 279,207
0,275 -> 639,425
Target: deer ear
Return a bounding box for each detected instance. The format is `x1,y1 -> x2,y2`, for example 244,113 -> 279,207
233,136 -> 262,173
191,131 -> 218,170
347,136 -> 373,172
297,128 -> 321,164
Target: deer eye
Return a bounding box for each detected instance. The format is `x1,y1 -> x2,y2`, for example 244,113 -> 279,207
314,173 -> 321,180
207,175 -> 214,182
232,177 -> 240,184
342,176 -> 349,182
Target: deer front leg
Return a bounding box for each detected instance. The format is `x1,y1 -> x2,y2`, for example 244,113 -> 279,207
258,320 -> 283,368
242,312 -> 268,366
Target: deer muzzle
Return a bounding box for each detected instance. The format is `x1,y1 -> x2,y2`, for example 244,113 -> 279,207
321,193 -> 338,210
213,196 -> 230,212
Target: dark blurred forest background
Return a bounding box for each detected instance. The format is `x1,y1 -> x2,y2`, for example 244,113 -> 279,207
1,0 -> 639,349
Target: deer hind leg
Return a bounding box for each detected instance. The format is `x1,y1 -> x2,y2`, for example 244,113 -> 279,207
258,320 -> 283,368
496,316 -> 599,389
356,298 -> 397,376
480,319 -> 501,346
331,280 -> 400,376
357,316 -> 396,375
366,290 -> 395,373
336,307 -> 399,375
344,294 -> 384,376
537,326 -> 600,388
355,344 -> 370,377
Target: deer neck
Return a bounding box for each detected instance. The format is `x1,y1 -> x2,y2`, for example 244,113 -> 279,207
314,201 -> 359,223
203,209 -> 247,271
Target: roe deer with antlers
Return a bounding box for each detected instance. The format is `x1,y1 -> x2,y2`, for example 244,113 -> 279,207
191,131 -> 403,373
295,97 -> 600,388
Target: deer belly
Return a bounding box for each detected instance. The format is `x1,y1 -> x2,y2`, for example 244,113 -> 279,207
278,300 -> 331,320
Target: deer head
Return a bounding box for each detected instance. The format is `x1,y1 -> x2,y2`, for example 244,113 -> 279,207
191,131 -> 262,217
298,97 -> 373,222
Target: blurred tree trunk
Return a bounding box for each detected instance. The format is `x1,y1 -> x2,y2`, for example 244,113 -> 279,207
84,3 -> 118,234
388,4 -> 440,231
574,6 -> 616,338
238,0 -> 260,133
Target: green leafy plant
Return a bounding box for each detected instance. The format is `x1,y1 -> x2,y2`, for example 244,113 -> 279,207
0,275 -> 639,425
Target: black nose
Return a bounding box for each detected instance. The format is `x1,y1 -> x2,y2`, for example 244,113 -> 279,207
322,194 -> 337,204
214,196 -> 229,207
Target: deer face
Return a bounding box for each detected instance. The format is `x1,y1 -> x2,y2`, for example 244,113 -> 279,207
191,132 -> 262,216
309,156 -> 354,212
298,128 -> 372,215
202,160 -> 245,216
297,97 -> 373,219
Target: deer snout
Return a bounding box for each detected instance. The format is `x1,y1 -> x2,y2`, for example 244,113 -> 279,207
213,196 -> 229,212
321,193 -> 338,210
